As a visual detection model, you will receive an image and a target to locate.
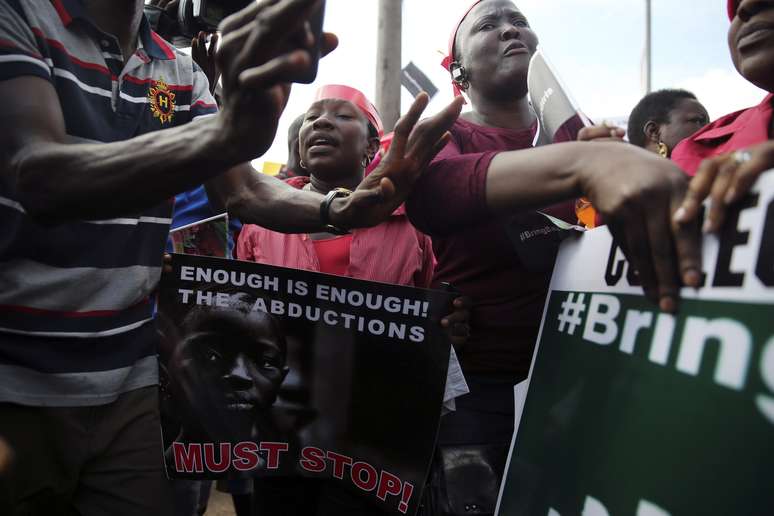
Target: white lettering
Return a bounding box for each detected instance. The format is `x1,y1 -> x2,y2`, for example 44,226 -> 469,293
583,294 -> 620,345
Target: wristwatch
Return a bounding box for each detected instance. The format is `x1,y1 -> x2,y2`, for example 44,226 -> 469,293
320,187 -> 352,235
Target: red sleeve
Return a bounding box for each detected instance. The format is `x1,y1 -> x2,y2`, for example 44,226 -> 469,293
406,138 -> 497,237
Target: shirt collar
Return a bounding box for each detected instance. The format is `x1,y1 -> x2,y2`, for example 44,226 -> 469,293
50,0 -> 86,26
692,93 -> 773,142
139,15 -> 177,60
51,0 -> 176,61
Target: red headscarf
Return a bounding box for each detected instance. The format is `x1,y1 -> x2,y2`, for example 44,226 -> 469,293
728,0 -> 738,20
441,0 -> 485,97
313,84 -> 384,137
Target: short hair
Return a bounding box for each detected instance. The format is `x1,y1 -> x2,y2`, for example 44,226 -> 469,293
627,89 -> 698,148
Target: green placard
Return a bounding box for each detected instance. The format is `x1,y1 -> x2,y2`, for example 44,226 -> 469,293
497,172 -> 774,516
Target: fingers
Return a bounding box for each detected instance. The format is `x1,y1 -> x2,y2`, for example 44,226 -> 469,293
577,125 -> 625,142
646,208 -> 682,312
704,155 -> 738,232
403,95 -> 463,161
388,93 -> 430,158
441,297 -> 472,349
208,32 -> 220,58
238,50 -> 310,88
671,192 -> 703,289
320,32 -> 339,57
617,218 -> 659,305
238,0 -> 321,63
219,0 -> 273,34
378,176 -> 395,200
674,156 -> 720,230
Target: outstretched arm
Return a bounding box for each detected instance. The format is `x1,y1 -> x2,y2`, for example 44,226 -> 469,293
485,141 -> 701,313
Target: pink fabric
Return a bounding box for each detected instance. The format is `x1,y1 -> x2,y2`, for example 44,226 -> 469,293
672,94 -> 773,176
236,178 -> 435,288
314,84 -> 384,137
312,235 -> 352,276
406,117 -> 576,377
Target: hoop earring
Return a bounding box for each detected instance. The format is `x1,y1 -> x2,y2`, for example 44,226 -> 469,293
361,156 -> 370,168
657,141 -> 669,158
299,160 -> 307,169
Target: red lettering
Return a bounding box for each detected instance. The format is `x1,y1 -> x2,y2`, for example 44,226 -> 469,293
326,451 -> 353,479
299,447 -> 326,473
172,442 -> 203,473
259,442 -> 289,470
377,470 -> 402,501
398,483 -> 414,514
203,442 -> 231,473
351,461 -> 378,492
233,442 -> 260,472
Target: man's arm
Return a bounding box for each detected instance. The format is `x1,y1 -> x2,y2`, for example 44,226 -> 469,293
1,0 -> 327,225
1,76 -> 240,222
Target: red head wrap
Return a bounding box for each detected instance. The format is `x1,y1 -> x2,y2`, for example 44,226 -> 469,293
728,0 -> 738,20
441,0 -> 485,98
313,84 -> 384,137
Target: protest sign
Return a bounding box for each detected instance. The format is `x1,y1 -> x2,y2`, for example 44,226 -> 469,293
169,213 -> 229,258
157,254 -> 455,515
496,171 -> 774,515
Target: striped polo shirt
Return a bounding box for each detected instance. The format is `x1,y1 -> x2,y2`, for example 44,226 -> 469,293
0,0 -> 218,406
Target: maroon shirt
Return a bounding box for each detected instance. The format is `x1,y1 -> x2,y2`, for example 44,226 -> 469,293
407,116 -> 574,378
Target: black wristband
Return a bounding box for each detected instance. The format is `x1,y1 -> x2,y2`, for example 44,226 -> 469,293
320,187 -> 352,235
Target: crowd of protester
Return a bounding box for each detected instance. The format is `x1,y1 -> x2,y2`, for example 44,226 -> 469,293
0,0 -> 772,514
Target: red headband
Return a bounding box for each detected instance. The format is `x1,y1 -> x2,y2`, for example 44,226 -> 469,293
313,84 -> 384,137
441,0 -> 485,98
728,0 -> 737,20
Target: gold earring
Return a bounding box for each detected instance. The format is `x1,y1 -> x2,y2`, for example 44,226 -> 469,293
657,141 -> 669,158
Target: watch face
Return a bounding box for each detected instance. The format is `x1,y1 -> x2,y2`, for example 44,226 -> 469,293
321,189 -> 351,234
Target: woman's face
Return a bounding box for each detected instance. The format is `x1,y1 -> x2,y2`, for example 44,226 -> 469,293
299,99 -> 371,178
728,0 -> 774,92
456,0 -> 538,99
660,98 -> 710,152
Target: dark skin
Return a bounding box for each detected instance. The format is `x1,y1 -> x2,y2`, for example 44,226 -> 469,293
296,97 -> 472,348
676,0 -> 774,232
171,305 -> 289,443
454,0 -> 537,129
1,0 -> 462,234
643,98 -> 710,157
445,0 -> 702,312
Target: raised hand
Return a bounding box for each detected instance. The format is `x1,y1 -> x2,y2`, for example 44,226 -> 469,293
330,94 -> 464,229
191,31 -> 220,95
214,0 -> 338,161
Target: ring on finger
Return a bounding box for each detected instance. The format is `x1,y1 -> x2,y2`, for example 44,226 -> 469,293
733,149 -> 752,165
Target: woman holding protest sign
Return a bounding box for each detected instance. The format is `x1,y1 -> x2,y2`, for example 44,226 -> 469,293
236,84 -> 471,515
405,1 -> 705,512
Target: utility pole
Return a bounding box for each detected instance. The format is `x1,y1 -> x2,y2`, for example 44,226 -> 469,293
644,0 -> 652,94
375,0 -> 402,133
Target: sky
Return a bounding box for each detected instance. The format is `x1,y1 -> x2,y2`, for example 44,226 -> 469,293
254,0 -> 767,168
